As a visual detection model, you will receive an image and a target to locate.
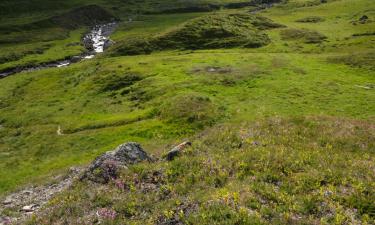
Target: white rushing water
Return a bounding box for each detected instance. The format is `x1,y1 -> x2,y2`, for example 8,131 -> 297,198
57,61 -> 71,68
82,22 -> 117,60
92,27 -> 106,53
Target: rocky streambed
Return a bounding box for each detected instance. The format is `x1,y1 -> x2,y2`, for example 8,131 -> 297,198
0,22 -> 117,79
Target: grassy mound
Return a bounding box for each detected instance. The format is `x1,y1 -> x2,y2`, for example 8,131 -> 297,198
93,72 -> 144,93
110,13 -> 283,55
328,51 -> 375,69
29,5 -> 115,30
295,16 -> 325,23
1,4 -> 115,33
158,92 -> 221,129
48,4 -> 116,29
250,0 -> 284,4
143,0 -> 284,14
280,28 -> 327,43
148,4 -> 221,14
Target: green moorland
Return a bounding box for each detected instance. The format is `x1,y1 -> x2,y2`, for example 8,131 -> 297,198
0,0 -> 374,223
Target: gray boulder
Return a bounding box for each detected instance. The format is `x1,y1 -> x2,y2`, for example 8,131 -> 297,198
81,142 -> 150,183
103,39 -> 115,50
70,56 -> 81,63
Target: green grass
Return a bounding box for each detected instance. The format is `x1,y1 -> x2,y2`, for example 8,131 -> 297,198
0,0 -> 374,223
0,29 -> 86,71
109,13 -> 283,55
27,116 -> 375,224
0,49 -> 373,194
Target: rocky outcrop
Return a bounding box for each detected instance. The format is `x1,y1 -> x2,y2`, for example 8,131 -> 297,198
81,142 -> 151,183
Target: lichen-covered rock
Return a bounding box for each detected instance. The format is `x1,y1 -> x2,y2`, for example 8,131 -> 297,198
81,142 -> 150,183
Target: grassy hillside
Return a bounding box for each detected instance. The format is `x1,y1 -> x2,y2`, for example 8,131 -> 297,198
0,0 -> 374,223
28,117 -> 375,224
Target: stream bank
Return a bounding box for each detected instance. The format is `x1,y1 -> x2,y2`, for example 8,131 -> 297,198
0,22 -> 117,79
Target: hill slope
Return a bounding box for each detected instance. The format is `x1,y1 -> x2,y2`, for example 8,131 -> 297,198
0,0 -> 374,224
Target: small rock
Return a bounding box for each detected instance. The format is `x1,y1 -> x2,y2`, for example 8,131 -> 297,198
22,190 -> 33,195
69,166 -> 81,174
324,190 -> 333,197
252,141 -> 261,146
164,141 -> 192,161
2,198 -> 13,205
359,15 -> 368,22
21,204 -> 39,212
70,56 -> 81,63
103,39 -> 115,50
